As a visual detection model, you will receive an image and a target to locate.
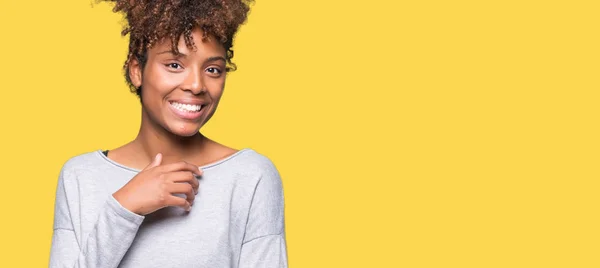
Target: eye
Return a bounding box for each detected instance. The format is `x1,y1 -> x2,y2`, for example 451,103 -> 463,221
206,67 -> 222,75
166,63 -> 183,70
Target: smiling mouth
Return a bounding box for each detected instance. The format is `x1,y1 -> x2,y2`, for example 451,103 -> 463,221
169,101 -> 205,113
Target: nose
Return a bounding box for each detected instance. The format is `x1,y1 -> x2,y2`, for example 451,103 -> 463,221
181,67 -> 205,94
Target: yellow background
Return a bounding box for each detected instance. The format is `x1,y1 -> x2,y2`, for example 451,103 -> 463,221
0,0 -> 598,267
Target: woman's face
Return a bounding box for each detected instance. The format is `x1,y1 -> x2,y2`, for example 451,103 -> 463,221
130,28 -> 227,137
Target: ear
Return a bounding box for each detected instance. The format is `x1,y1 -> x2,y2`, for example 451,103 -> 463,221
129,58 -> 143,89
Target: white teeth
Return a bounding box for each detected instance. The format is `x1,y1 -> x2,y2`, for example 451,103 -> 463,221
171,102 -> 202,112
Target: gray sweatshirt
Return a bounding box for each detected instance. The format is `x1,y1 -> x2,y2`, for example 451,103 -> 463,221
49,148 -> 288,268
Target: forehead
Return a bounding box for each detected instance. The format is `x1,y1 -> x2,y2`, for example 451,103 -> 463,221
150,28 -> 226,57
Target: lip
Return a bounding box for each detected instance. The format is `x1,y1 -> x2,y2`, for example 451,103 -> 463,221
169,99 -> 206,105
168,101 -> 206,120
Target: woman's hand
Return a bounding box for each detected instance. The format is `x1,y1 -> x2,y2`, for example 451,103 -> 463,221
112,153 -> 202,215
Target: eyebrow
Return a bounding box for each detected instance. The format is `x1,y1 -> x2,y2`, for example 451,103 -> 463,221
157,50 -> 187,57
156,50 -> 226,63
206,56 -> 227,63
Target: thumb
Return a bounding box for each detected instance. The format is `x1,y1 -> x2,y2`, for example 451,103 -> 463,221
144,153 -> 162,170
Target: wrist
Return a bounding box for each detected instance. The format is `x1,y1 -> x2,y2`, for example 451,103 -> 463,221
112,191 -> 141,215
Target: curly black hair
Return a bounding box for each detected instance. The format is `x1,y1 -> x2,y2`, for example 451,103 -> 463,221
99,0 -> 254,97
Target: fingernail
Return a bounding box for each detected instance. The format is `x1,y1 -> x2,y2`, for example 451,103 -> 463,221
186,206 -> 191,212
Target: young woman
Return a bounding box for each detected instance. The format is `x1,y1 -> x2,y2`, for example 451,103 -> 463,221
49,0 -> 288,267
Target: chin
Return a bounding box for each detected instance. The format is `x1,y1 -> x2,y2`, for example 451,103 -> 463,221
168,123 -> 202,137
177,131 -> 200,137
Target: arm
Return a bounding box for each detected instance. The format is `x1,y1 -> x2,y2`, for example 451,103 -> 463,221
238,160 -> 289,268
49,166 -> 145,268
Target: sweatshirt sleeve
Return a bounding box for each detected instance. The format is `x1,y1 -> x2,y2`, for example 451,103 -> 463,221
49,165 -> 145,268
238,159 -> 289,268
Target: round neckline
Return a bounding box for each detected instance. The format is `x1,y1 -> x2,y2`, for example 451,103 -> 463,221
96,148 -> 252,173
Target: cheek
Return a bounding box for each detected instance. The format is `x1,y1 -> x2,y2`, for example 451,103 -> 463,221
143,66 -> 181,96
207,79 -> 226,99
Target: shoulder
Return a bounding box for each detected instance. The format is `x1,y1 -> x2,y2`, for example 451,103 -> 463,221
59,150 -> 104,180
211,148 -> 284,191
224,148 -> 281,178
233,149 -> 285,198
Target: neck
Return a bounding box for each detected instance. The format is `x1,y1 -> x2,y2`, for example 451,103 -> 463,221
132,109 -> 208,165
